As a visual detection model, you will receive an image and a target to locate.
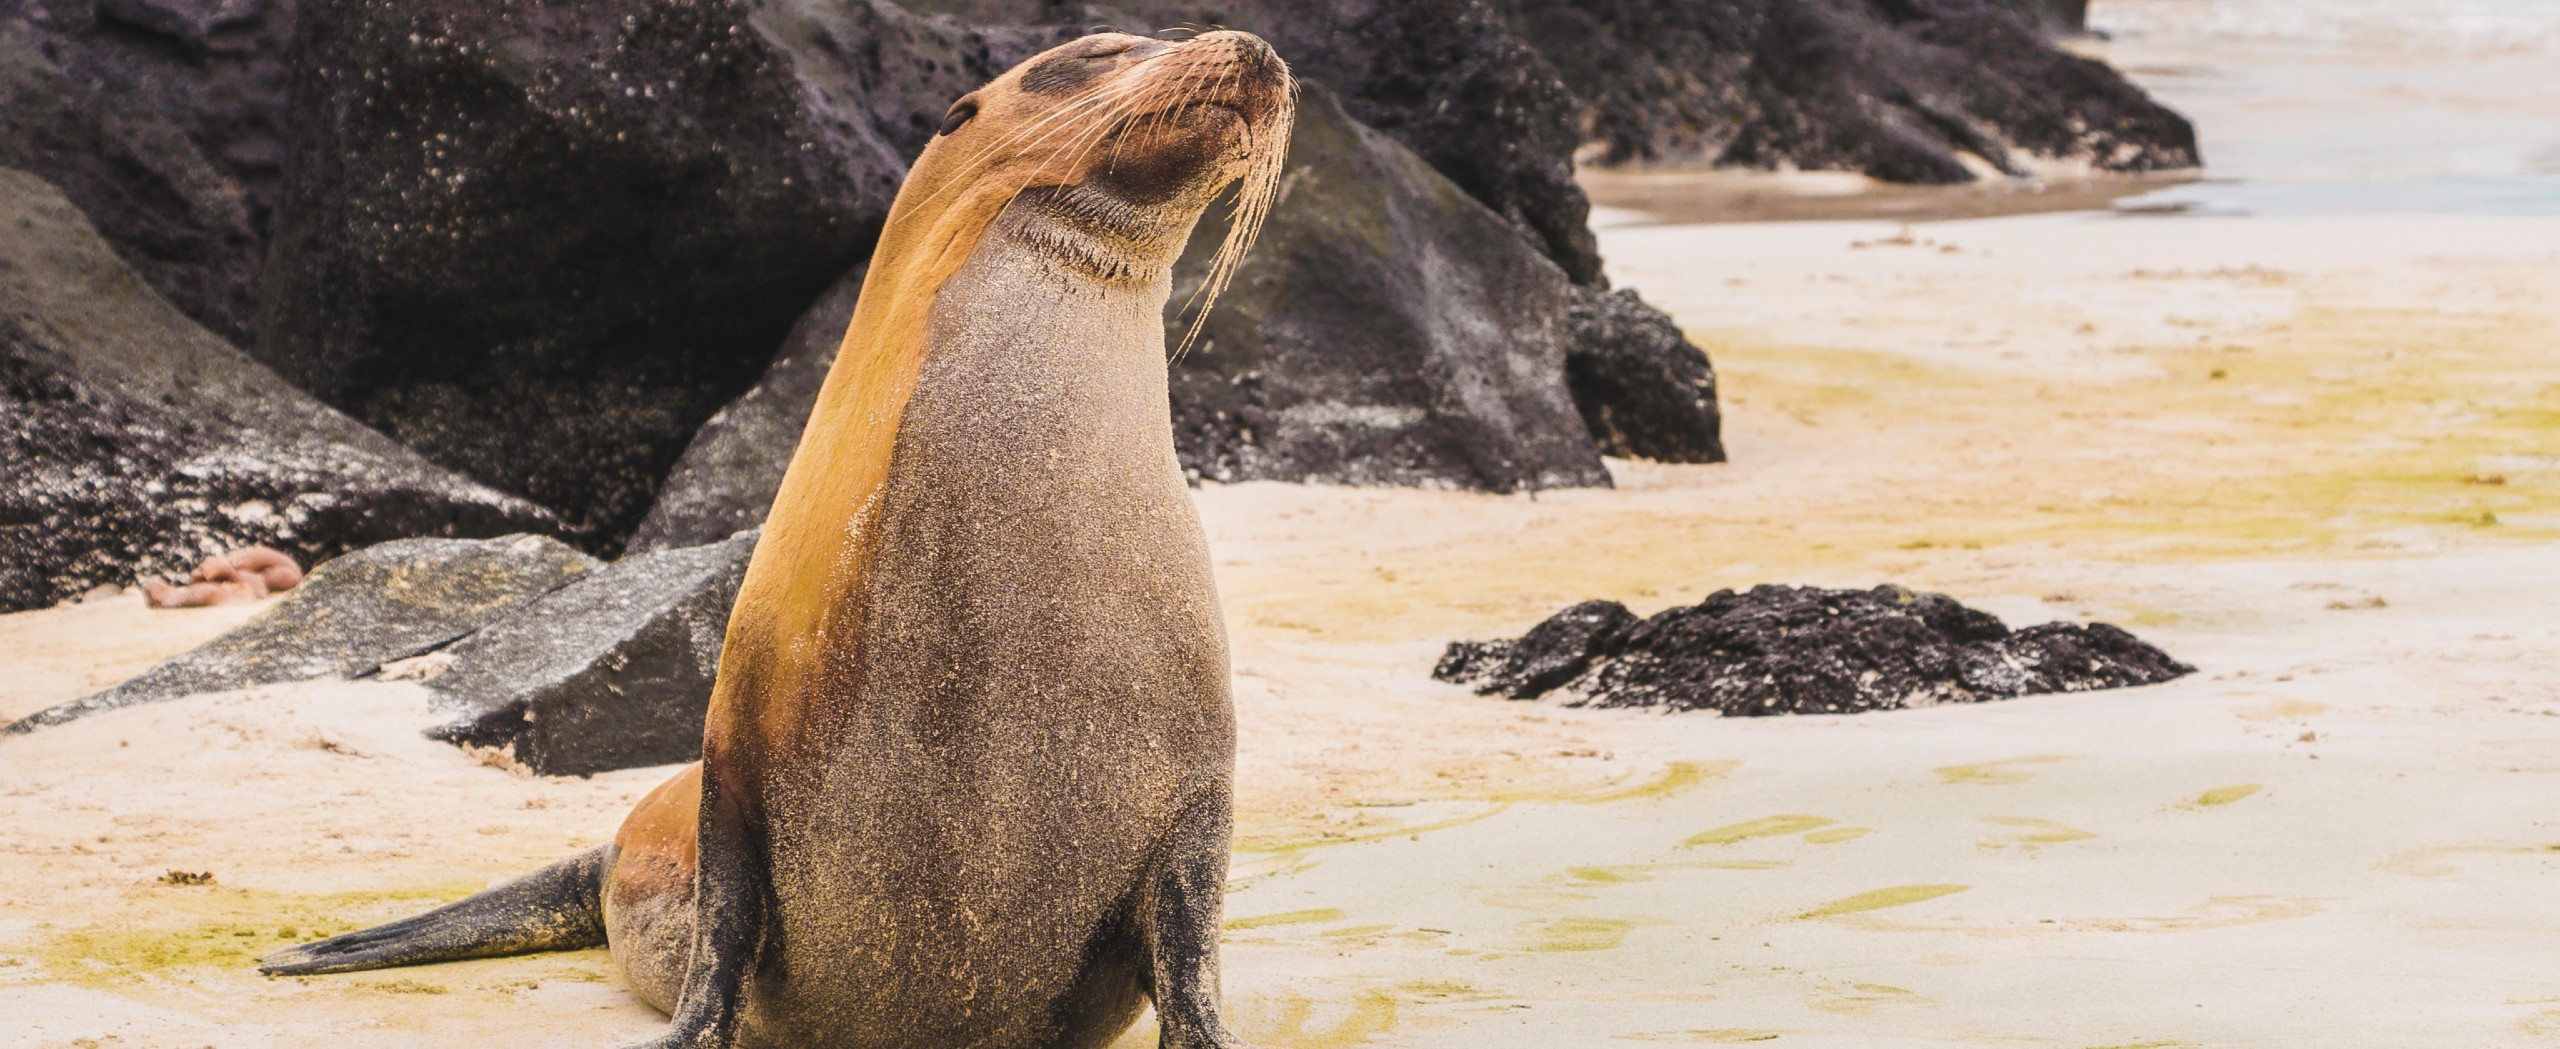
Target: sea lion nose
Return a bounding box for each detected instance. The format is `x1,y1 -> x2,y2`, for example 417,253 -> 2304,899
1201,30 -> 1284,82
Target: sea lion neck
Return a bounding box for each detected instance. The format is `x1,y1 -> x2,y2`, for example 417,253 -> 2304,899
1002,184 -> 1207,288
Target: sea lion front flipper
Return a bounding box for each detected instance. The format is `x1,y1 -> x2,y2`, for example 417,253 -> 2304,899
626,762 -> 763,1049
1141,790 -> 1251,1049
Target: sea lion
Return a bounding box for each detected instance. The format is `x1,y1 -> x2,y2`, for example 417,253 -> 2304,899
141,545 -> 303,608
260,27 -> 1296,1049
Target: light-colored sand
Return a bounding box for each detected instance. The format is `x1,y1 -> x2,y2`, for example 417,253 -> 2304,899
14,5 -> 2560,1033
4,205 -> 2556,1047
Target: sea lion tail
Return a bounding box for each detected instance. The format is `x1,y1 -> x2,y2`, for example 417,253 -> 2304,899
258,846 -> 611,976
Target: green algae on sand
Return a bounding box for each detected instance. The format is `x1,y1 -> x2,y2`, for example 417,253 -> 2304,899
1518,916 -> 1640,952
2194,783 -> 2263,807
1934,755 -> 2071,785
1225,907 -> 1348,931
31,881 -> 487,986
1683,814 -> 1834,846
1798,884 -> 1970,920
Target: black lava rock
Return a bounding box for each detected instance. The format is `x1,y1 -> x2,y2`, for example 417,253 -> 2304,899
2017,0 -> 2090,32
922,1 -> 2184,276
1436,599 -> 1639,700
1508,0 -> 2191,181
6,534 -> 599,734
0,0 -> 293,344
907,0 -> 1605,284
1563,286 -> 1726,464
624,84 -> 1629,520
427,531 -> 756,775
0,168 -> 559,615
1164,84 -> 1610,493
254,0 -> 1069,547
1438,584 -> 2193,715
625,266 -> 862,553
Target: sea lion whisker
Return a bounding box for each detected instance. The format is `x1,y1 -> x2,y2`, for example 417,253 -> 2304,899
908,79 -> 1139,212
1172,74 -> 1289,360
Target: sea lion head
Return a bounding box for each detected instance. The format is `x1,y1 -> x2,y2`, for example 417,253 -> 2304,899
908,29 -> 1296,326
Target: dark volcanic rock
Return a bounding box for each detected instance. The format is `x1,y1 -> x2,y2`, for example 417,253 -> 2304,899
1507,0 -> 2191,181
916,0 -> 2183,275
428,531 -> 756,776
907,0 -> 1603,283
0,168 -> 559,614
257,0 -> 1069,547
1438,584 -> 2192,715
2016,0 -> 2089,32
1437,599 -> 1638,700
626,60 -> 1656,526
1165,85 -> 1609,492
0,23 -> 269,343
1564,286 -> 1726,464
626,267 -> 862,553
5,534 -> 598,733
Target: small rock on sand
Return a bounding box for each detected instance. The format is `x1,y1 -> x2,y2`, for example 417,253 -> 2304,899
1437,584 -> 2193,715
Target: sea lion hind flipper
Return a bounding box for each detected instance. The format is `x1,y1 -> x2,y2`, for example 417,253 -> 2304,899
257,845 -> 611,976
1139,791 -> 1251,1049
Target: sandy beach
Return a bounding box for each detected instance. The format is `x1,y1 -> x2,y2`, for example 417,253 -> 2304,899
8,2 -> 2560,1047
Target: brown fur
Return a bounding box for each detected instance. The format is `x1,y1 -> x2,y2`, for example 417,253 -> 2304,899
610,29 -> 1293,1048
260,31 -> 1293,1048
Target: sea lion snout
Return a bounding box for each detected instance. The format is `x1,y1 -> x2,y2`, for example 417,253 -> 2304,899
1184,29 -> 1292,121
958,28 -> 1294,292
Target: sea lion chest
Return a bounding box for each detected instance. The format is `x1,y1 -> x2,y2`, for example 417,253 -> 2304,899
749,210 -> 1233,1046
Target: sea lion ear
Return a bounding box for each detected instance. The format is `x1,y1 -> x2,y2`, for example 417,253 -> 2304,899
938,94 -> 981,137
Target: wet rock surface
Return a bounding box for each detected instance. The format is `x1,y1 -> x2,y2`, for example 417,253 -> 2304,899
1165,85 -> 1610,492
427,531 -> 756,776
1563,286 -> 1726,464
7,534 -> 598,733
626,267 -> 863,553
257,0 -> 1068,547
1438,584 -> 2193,715
0,168 -> 559,615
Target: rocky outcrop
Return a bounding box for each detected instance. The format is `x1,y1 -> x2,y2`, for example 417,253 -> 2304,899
623,79 -> 1626,523
1165,85 -> 1609,492
626,268 -> 862,553
1564,286 -> 1725,464
0,20 -> 272,344
6,534 -> 597,733
2015,0 -> 2089,32
428,532 -> 756,775
905,0 -> 1604,284
1510,0 -> 2194,181
911,0 -> 2186,277
1439,584 -> 2192,715
0,168 -> 559,614
256,0 -> 1071,547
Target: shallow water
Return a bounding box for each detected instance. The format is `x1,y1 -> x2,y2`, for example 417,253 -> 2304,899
1580,0 -> 2560,223
2092,0 -> 2560,216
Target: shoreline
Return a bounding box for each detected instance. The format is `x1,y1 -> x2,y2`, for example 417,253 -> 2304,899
1578,165 -> 2203,228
